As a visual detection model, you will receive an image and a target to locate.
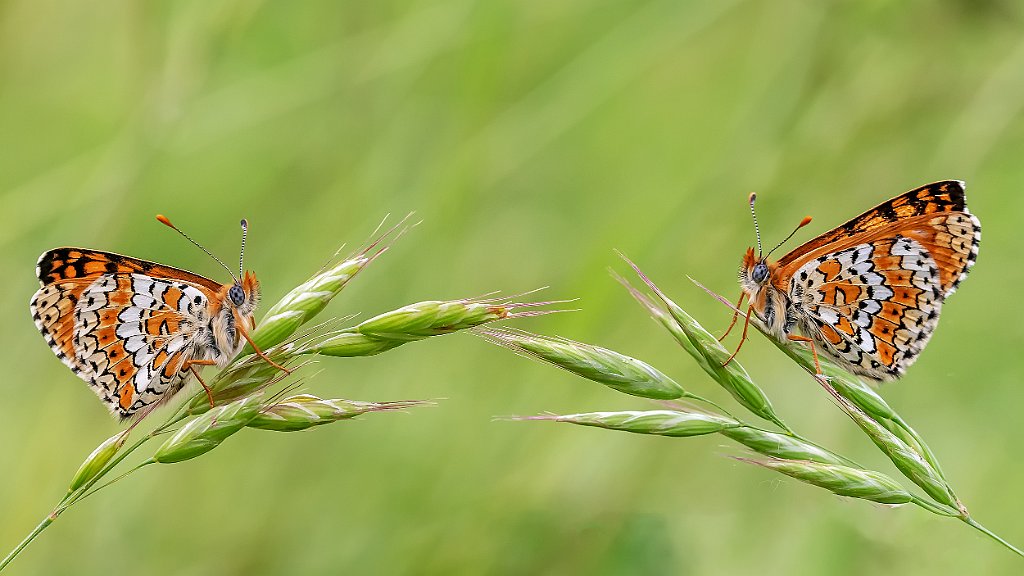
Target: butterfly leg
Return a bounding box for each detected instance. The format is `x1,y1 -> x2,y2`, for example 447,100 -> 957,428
723,305 -> 754,367
787,334 -> 826,382
237,327 -> 292,375
185,360 -> 217,407
718,291 -> 747,342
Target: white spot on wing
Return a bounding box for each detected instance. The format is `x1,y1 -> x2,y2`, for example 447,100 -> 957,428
118,307 -> 142,323
124,335 -> 147,353
817,309 -> 839,324
869,285 -> 894,301
861,272 -> 884,286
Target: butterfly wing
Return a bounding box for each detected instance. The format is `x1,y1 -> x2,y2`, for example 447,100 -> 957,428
31,249 -> 224,418
777,180 -> 979,295
776,181 -> 980,380
36,248 -> 223,291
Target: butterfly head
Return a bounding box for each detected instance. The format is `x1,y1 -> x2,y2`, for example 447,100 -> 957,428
228,270 -> 261,318
738,194 -> 813,327
739,247 -> 774,291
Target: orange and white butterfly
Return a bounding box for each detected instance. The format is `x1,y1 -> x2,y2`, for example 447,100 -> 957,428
30,216 -> 286,420
730,180 -> 980,380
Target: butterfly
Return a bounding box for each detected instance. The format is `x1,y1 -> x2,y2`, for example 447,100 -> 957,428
725,180 -> 980,380
30,216 -> 288,420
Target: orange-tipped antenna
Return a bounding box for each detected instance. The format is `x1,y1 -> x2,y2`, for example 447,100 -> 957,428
765,215 -> 813,259
238,219 -> 248,278
748,193 -> 763,258
155,214 -> 238,283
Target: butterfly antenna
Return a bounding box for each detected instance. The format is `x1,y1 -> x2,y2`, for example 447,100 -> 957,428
155,214 -> 238,283
766,215 -> 813,259
748,193 -> 763,258
239,219 -> 248,278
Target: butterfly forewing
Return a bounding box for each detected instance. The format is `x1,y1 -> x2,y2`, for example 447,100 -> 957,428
36,248 -> 223,291
31,249 -> 227,418
777,180 -> 979,294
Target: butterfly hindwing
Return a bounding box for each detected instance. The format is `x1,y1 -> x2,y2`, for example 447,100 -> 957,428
788,238 -> 943,379
74,274 -> 213,416
31,281 -> 92,377
916,208 -> 980,295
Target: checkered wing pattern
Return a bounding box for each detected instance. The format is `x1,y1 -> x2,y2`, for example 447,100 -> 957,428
777,181 -> 980,380
31,249 -> 224,418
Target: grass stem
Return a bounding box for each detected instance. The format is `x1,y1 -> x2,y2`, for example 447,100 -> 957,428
0,517 -> 53,572
964,517 -> 1024,559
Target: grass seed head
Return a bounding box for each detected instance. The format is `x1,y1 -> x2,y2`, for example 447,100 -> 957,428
244,216 -> 412,353
720,426 -> 856,467
480,328 -> 685,400
615,261 -> 784,427
738,458 -> 914,505
622,283 -> 712,373
248,255 -> 373,352
356,300 -> 509,342
184,355 -> 284,415
154,394 -> 265,464
819,383 -> 958,509
298,331 -> 405,357
522,410 -> 738,437
248,395 -> 431,432
297,296 -> 550,356
67,430 -> 129,493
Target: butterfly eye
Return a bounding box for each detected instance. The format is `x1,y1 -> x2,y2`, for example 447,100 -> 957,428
228,284 -> 245,307
752,263 -> 769,284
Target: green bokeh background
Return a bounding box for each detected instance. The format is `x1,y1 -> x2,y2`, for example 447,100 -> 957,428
2,1 -> 1022,574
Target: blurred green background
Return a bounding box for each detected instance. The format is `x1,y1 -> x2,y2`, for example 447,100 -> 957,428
2,1 -> 1023,574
